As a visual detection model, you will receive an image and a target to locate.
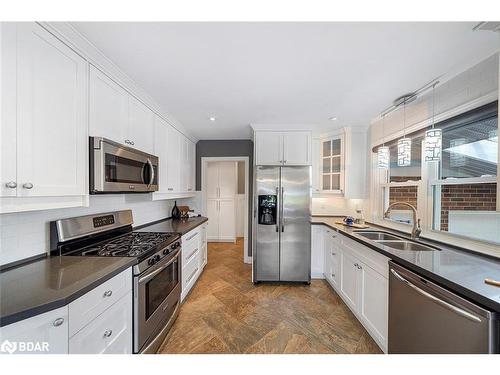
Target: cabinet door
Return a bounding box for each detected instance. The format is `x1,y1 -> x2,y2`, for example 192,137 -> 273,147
0,306 -> 68,354
218,199 -> 236,241
16,23 -> 87,197
180,136 -> 189,192
69,292 -> 132,354
206,162 -> 219,199
255,132 -> 283,165
311,225 -> 324,278
283,131 -> 311,166
166,126 -> 180,192
311,138 -> 321,193
154,116 -> 169,193
340,250 -> 359,310
1,23 -> 17,197
127,96 -> 154,154
218,161 -> 237,199
359,263 -> 388,349
89,65 -> 128,143
206,200 -> 219,241
187,140 -> 195,192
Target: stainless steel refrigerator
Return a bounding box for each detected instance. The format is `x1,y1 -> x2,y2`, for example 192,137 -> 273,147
253,166 -> 311,283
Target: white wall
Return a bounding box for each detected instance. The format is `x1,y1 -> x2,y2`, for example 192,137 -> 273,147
0,195 -> 193,266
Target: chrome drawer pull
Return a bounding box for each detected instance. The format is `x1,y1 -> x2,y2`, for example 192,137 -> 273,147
187,268 -> 198,283
103,330 -> 113,338
103,290 -> 113,297
485,278 -> 500,287
167,187 -> 174,191
5,181 -> 17,189
23,182 -> 33,189
53,318 -> 64,327
187,248 -> 198,261
186,232 -> 198,241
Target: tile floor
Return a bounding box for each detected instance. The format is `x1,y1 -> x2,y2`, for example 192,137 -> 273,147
159,238 -> 382,354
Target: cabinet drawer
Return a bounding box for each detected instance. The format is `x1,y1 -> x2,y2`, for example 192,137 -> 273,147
182,231 -> 201,267
182,250 -> 200,292
69,292 -> 132,354
69,268 -> 132,336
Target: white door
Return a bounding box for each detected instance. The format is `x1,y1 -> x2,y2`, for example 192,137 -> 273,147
206,162 -> 219,199
154,116 -> 169,193
16,23 -> 87,197
218,161 -> 237,199
166,126 -> 180,192
1,24 -> 18,197
359,262 -> 388,349
255,131 -> 283,165
206,200 -> 219,241
127,96 -> 154,154
218,199 -> 236,242
0,306 -> 69,354
283,131 -> 311,165
89,65 -> 128,143
340,250 -> 359,310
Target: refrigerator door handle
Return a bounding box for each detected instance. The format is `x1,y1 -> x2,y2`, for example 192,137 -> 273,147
281,186 -> 285,232
275,187 -> 280,232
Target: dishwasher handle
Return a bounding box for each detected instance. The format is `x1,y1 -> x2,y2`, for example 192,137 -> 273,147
390,268 -> 482,324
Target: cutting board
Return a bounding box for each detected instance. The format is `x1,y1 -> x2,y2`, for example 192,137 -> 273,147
335,221 -> 370,229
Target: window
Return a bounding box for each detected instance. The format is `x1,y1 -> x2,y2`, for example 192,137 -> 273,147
430,102 -> 499,244
321,137 -> 343,192
388,135 -> 423,182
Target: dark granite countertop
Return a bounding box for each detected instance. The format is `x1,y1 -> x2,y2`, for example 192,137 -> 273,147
0,256 -> 136,327
311,216 -> 500,312
135,216 -> 208,235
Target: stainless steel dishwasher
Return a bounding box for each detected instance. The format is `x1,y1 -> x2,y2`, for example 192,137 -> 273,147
388,261 -> 499,353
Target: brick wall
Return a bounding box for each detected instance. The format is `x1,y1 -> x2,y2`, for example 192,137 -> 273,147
389,186 -> 418,209
439,183 -> 497,231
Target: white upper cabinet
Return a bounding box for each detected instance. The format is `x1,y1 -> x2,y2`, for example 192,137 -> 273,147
14,23 -> 88,198
283,132 -> 311,165
89,66 -> 128,144
188,140 -> 196,192
127,95 -> 154,154
254,131 -> 312,166
154,115 -> 169,193
166,125 -> 181,193
255,131 -> 283,165
89,65 -> 154,154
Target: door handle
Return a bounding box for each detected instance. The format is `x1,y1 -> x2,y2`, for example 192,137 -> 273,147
390,268 -> 482,323
275,187 -> 280,232
146,158 -> 155,187
281,187 -> 285,232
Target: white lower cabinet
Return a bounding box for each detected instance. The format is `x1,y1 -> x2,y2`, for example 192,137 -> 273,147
180,223 -> 208,302
0,268 -> 133,354
69,291 -> 132,354
315,224 -> 389,353
0,306 -> 69,354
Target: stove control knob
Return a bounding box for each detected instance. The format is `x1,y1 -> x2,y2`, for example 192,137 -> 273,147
148,258 -> 155,266
163,249 -> 168,255
155,255 -> 161,262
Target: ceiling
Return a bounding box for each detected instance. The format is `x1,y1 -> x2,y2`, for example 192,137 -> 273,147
71,22 -> 499,140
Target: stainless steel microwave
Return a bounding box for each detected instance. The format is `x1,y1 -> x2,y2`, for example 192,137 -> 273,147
90,137 -> 159,194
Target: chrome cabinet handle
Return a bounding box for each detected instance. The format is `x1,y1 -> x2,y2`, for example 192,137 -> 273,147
124,139 -> 130,144
130,141 -> 135,145
23,182 -> 33,189
146,158 -> 155,187
103,330 -> 113,338
331,273 -> 335,277
358,265 -> 362,269
390,268 -> 482,323
5,181 -> 17,188
186,232 -> 198,241
53,318 -> 65,327
283,160 -> 287,164
187,268 -> 198,283
331,252 -> 336,255
187,248 -> 198,261
103,290 -> 113,297
168,188 -> 174,191
275,186 -> 280,232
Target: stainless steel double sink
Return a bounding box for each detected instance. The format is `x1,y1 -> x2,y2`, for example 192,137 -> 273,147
354,230 -> 439,252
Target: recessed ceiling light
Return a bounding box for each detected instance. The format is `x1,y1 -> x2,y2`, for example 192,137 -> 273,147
209,117 -> 216,122
329,116 -> 337,121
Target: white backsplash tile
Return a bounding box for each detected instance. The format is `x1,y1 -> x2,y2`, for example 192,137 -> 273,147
0,194 -> 197,266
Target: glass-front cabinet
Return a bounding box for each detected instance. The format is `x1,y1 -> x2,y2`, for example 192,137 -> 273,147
321,136 -> 344,193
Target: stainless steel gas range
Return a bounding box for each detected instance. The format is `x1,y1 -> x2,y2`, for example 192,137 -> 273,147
51,210 -> 181,354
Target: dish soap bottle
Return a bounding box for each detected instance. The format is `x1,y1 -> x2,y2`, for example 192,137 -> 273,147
171,201 -> 181,219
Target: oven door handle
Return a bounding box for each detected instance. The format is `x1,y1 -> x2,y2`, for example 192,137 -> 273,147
139,252 -> 179,284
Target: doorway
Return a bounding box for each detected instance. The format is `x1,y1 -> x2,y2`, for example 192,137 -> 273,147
201,156 -> 250,264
